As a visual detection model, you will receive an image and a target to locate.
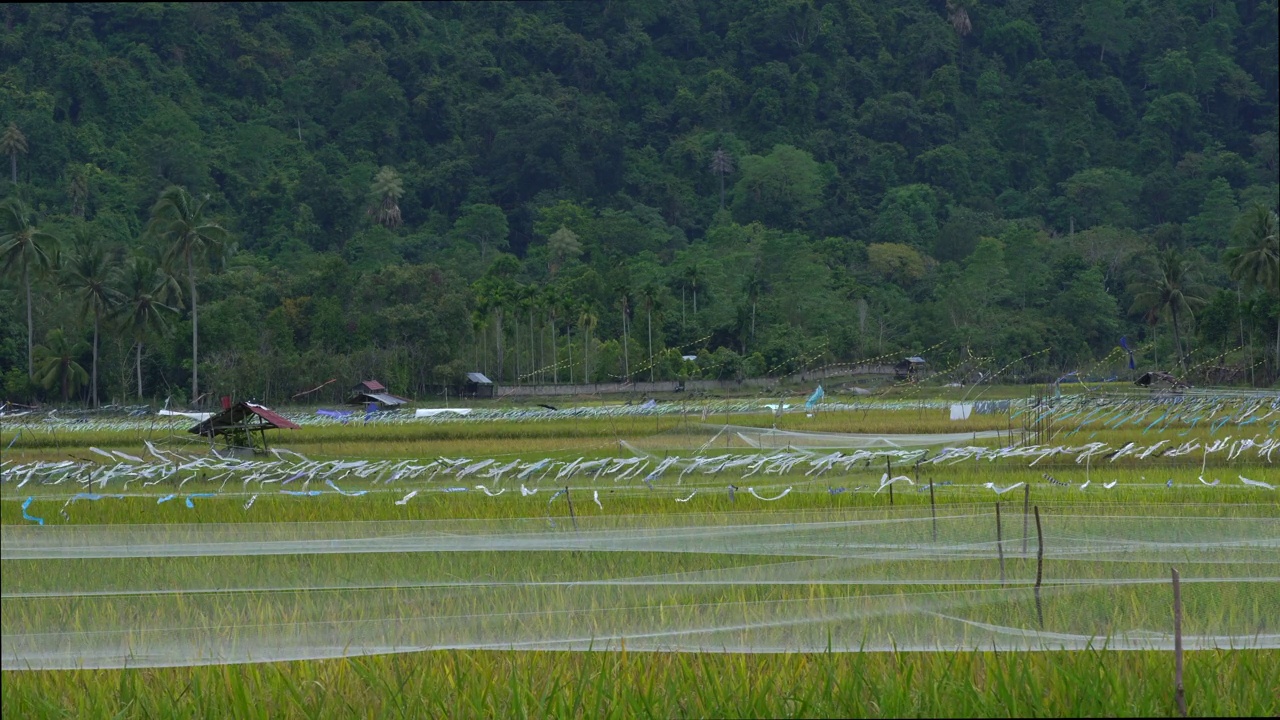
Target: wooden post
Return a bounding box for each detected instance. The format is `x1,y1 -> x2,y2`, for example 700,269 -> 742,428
886,458 -> 893,506
929,476 -> 937,542
996,501 -> 1005,587
1034,505 -> 1044,628
1022,483 -> 1030,556
1173,567 -> 1186,717
565,486 -> 578,532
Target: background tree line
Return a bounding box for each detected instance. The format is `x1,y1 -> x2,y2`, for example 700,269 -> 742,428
1,0 -> 1277,406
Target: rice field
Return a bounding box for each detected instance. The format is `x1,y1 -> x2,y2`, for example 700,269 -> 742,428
2,389 -> 1277,717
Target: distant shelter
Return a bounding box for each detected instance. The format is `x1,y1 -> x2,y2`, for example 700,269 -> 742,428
189,400 -> 301,453
894,356 -> 927,381
347,379 -> 409,408
464,372 -> 494,399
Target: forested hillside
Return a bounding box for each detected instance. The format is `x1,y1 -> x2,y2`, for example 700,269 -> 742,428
1,1 -> 1277,405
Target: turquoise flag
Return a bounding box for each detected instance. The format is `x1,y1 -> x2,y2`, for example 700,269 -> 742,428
805,384 -> 824,409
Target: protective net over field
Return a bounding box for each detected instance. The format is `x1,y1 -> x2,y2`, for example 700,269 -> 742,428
3,505 -> 1276,669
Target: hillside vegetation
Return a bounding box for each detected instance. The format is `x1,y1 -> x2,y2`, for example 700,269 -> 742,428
0,1 -> 1277,405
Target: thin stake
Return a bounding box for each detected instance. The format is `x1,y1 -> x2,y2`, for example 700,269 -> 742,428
1173,567 -> 1186,717
565,486 -> 578,532
929,476 -> 937,542
1034,504 -> 1044,628
1022,483 -> 1030,556
888,455 -> 894,507
996,501 -> 1005,586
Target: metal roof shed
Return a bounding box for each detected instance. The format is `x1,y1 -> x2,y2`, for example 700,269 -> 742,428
347,379 -> 410,408
189,401 -> 301,453
464,372 -> 494,398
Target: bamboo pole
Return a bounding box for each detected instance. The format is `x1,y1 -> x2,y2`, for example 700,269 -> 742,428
1034,505 -> 1044,628
996,501 -> 1005,586
1173,567 -> 1186,717
565,486 -> 578,532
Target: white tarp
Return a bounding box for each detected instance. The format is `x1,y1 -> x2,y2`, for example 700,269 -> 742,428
158,409 -> 214,422
949,403 -> 974,421
415,408 -> 473,418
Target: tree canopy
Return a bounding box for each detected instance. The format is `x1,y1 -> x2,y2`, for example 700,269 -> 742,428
0,1 -> 1276,403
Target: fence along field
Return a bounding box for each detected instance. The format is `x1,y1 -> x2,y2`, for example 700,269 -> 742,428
1,389 -> 1277,715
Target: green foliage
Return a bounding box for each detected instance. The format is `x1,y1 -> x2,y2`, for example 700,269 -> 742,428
0,1 -> 1277,400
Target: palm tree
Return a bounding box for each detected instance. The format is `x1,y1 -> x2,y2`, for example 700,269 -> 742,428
146,186 -> 230,404
946,0 -> 973,36
64,228 -> 121,407
639,284 -> 660,382
116,255 -> 180,400
0,197 -> 59,378
578,306 -> 598,383
0,122 -> 27,184
1224,204 -> 1280,366
33,328 -> 90,402
710,149 -> 734,210
1130,248 -> 1207,372
743,272 -> 764,352
368,166 -> 405,229
618,289 -> 632,382
547,225 -> 582,276
683,264 -> 702,319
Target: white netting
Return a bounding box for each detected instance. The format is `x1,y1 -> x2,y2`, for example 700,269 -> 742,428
4,506 -> 1276,669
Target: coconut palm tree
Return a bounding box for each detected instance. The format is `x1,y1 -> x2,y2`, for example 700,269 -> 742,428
547,225 -> 582,277
0,197 -> 59,378
33,328 -> 90,402
63,228 -> 121,407
0,122 -> 27,184
116,255 -> 180,400
1224,204 -> 1280,366
146,186 -> 230,404
578,305 -> 598,383
946,0 -> 972,36
710,148 -> 734,210
618,288 -> 632,382
368,166 -> 405,229
639,284 -> 660,382
1130,248 -> 1207,372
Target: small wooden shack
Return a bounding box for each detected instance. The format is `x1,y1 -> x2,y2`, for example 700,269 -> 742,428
894,356 -> 927,381
464,372 -> 494,399
189,400 -> 301,453
1134,371 -> 1188,390
347,379 -> 409,408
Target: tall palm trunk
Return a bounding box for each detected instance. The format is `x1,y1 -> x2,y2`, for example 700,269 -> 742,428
551,313 -> 559,384
494,310 -> 504,383
621,303 -> 630,381
1170,306 -> 1184,371
647,306 -> 654,383
91,311 -> 100,408
136,341 -> 144,400
24,264 -> 32,378
187,252 -> 199,403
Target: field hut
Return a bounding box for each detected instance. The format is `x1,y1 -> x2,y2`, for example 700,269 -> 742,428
347,379 -> 409,408
464,372 -> 495,399
1134,371 -> 1187,390
894,356 -> 927,381
189,400 -> 301,453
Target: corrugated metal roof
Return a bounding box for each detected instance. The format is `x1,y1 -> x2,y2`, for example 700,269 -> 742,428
349,391 -> 409,406
244,402 -> 302,429
466,372 -> 493,384
188,401 -> 300,435
358,380 -> 387,392
366,393 -> 406,406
